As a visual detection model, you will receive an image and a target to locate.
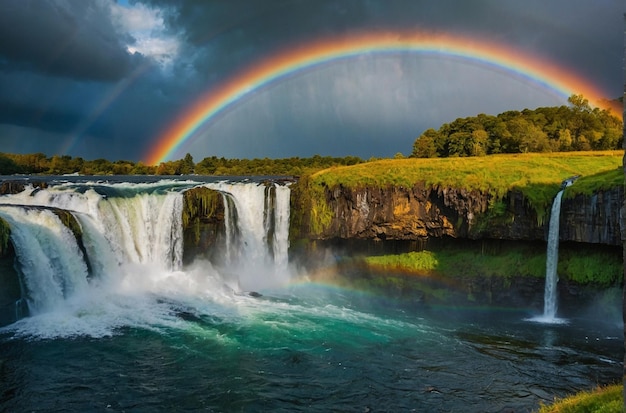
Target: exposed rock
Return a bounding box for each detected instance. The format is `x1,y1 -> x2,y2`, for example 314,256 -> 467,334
293,183 -> 622,246
560,188 -> 623,245
181,187 -> 226,265
0,180 -> 47,195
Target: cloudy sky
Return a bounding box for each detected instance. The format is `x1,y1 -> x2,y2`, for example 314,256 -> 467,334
0,0 -> 623,163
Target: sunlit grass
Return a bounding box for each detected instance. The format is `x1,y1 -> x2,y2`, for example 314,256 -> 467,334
536,384 -> 623,413
311,150 -> 622,203
564,167 -> 624,198
363,244 -> 622,285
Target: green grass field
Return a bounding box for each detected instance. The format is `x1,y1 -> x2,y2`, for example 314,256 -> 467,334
311,150 -> 622,197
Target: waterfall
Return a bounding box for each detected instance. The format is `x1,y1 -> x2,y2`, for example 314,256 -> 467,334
542,189 -> 564,320
0,206 -> 90,314
205,181 -> 291,289
0,179 -> 291,325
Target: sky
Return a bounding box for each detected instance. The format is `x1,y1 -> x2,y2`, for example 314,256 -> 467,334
0,0 -> 623,164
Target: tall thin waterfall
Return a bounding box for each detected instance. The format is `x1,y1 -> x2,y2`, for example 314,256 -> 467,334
542,189 -> 564,320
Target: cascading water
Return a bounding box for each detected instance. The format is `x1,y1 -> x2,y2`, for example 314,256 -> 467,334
532,177 -> 577,324
542,189 -> 564,321
0,206 -> 90,314
0,179 -> 291,331
205,181 -> 291,289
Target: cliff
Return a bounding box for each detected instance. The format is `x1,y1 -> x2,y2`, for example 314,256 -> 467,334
291,183 -> 624,246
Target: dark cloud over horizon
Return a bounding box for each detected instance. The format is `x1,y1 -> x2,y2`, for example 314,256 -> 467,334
0,0 -> 623,163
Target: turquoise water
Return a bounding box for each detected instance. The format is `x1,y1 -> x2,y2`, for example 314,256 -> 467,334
0,283 -> 621,413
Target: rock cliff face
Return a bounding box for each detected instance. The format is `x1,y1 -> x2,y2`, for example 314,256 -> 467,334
561,189 -> 623,245
294,184 -> 623,246
181,187 -> 226,265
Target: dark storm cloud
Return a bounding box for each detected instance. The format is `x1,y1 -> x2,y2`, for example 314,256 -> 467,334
0,101 -> 83,134
0,0 -> 140,81
148,0 -> 622,94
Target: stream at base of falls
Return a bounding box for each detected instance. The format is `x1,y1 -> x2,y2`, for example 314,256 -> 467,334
0,283 -> 621,413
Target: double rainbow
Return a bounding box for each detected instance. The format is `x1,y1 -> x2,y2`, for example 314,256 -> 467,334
145,31 -> 615,165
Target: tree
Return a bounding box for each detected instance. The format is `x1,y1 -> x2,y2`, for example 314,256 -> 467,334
411,129 -> 439,158
0,154 -> 21,175
180,153 -> 195,175
470,130 -> 488,156
568,94 -> 591,112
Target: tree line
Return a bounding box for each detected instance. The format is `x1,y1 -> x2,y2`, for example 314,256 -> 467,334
411,95 -> 622,158
0,151 -> 365,176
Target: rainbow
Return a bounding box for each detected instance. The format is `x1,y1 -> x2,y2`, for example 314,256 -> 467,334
145,31 -> 616,165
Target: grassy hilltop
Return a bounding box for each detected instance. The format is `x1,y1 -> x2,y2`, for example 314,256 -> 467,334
309,150 -> 623,196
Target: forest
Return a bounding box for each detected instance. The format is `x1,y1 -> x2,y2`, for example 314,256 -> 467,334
410,95 -> 622,158
0,95 -> 622,176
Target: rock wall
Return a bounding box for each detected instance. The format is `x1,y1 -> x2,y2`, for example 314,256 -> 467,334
181,187 -> 226,265
294,183 -> 623,246
561,189 -> 624,245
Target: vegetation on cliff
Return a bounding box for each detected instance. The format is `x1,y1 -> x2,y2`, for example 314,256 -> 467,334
52,209 -> 83,241
304,151 -> 622,230
182,187 -> 222,245
289,174 -> 333,238
364,243 -> 622,286
0,217 -> 10,257
563,167 -> 624,198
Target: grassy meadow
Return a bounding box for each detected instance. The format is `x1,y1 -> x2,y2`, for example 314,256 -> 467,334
310,150 -> 622,197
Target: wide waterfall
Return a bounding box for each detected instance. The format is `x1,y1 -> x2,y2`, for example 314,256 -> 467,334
0,178 -> 290,331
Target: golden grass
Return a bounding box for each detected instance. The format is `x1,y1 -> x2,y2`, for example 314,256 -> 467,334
536,384 -> 623,413
311,151 -> 623,193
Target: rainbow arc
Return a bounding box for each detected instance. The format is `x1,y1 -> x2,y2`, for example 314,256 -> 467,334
145,31 -> 615,165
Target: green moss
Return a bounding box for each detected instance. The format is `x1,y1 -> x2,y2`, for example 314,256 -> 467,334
290,174 -> 333,238
558,249 -> 622,286
367,251 -> 439,272
182,187 -> 221,229
0,217 -> 9,257
309,185 -> 333,236
52,209 -> 82,239
363,243 -> 621,286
